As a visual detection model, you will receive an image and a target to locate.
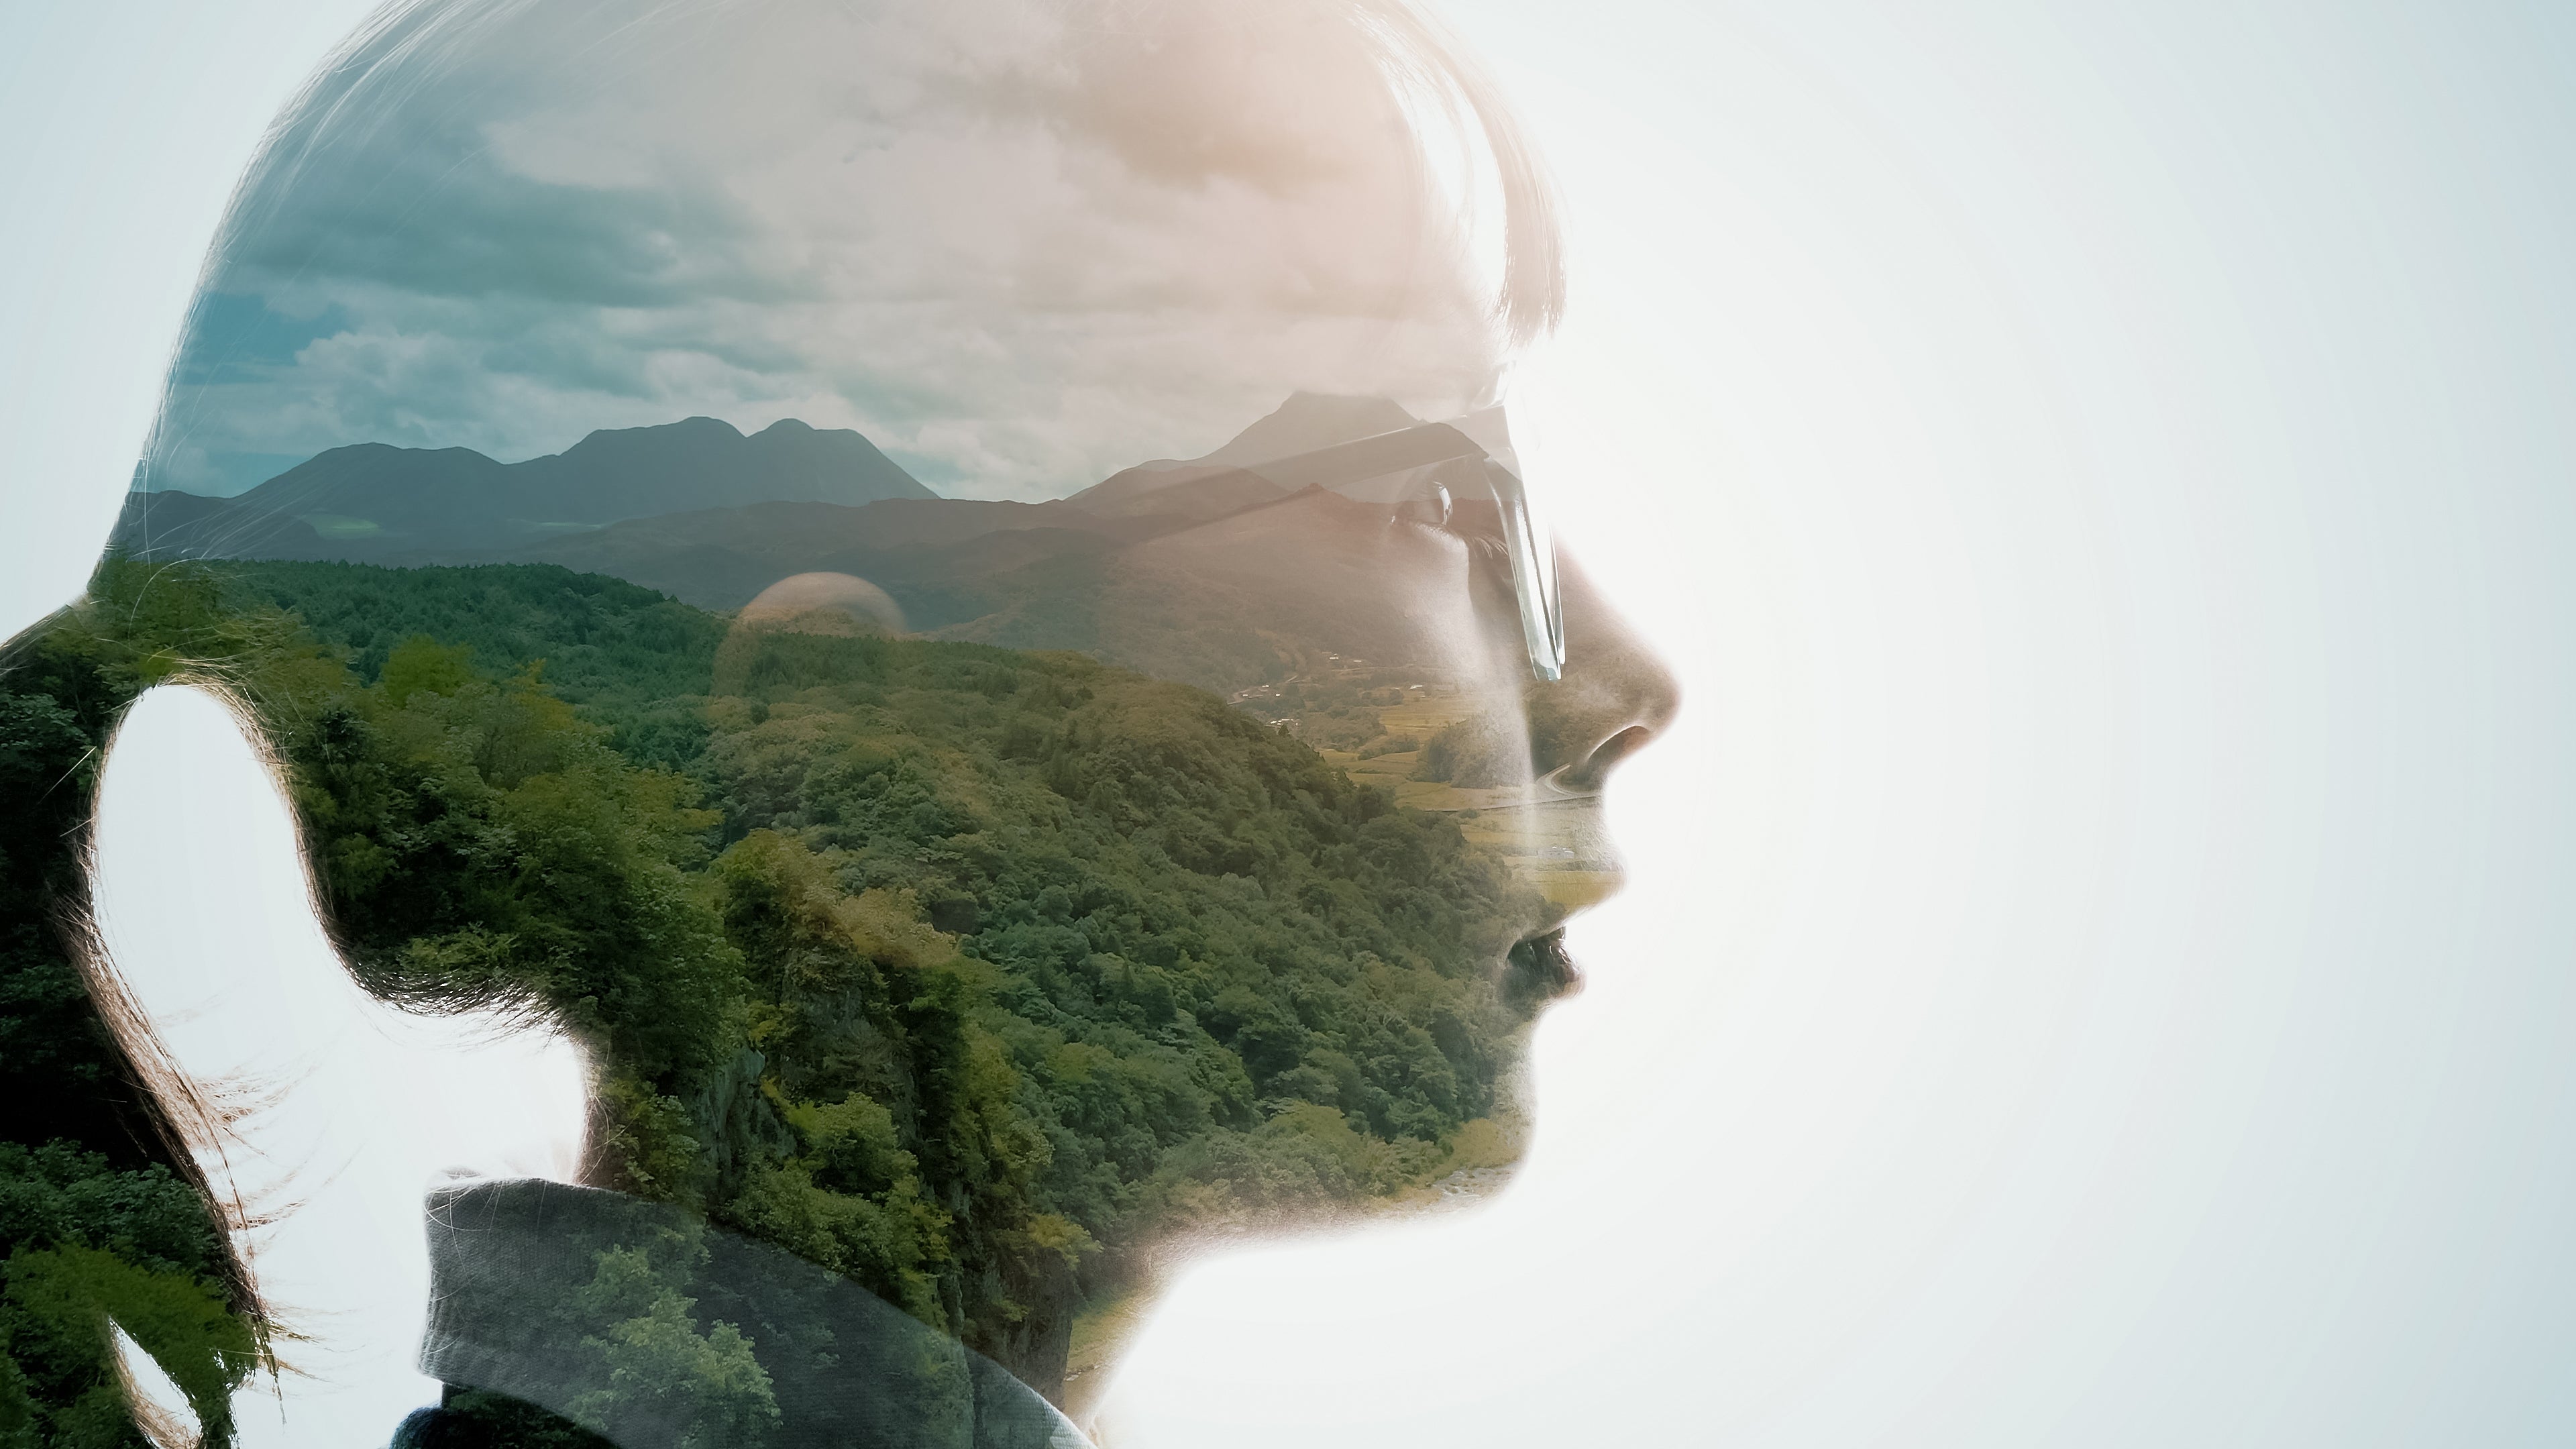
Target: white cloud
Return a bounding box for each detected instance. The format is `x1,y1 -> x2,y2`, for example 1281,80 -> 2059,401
152,0 -> 1511,499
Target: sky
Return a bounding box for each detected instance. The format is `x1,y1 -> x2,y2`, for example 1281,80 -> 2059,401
144,0 -> 1517,501
10,1 -> 2576,1447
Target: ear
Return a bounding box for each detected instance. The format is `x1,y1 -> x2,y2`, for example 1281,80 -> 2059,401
85,683 -> 591,1444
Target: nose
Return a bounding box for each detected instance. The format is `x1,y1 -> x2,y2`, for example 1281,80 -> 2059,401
1532,553 -> 1681,795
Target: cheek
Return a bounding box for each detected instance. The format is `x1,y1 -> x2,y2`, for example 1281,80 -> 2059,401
1371,529 -> 1527,698
1355,531 -> 1546,800
1121,505 -> 1541,787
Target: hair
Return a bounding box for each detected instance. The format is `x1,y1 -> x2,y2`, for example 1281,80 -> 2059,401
1350,0 -> 1565,345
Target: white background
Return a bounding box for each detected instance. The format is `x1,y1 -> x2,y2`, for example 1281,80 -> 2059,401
7,2 -> 2574,1446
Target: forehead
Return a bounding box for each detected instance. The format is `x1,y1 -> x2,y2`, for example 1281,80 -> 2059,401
170,0 -> 1503,502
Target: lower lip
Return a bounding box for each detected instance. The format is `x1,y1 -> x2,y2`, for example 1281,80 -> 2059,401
1503,928 -> 1582,1011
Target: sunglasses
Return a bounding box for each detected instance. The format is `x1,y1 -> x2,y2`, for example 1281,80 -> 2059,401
1212,407 -> 1565,683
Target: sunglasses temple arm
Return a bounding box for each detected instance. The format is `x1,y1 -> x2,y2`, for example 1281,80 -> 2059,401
1485,458 -> 1564,682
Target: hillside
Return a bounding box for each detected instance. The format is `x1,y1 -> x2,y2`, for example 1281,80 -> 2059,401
0,556 -> 1550,1430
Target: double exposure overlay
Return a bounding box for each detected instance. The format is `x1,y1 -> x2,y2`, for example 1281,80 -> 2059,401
0,2 -> 1677,1445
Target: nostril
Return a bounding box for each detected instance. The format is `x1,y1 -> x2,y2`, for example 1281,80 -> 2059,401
1562,724 -> 1653,794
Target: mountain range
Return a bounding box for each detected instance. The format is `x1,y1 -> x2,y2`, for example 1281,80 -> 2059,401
109,393 -> 1448,692
115,415 -> 933,562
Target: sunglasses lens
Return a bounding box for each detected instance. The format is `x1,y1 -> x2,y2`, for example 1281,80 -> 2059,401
1485,458 -> 1564,683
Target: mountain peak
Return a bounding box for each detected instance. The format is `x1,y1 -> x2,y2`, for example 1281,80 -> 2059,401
1196,392 -> 1423,468
525,417 -> 930,514
557,415 -> 745,455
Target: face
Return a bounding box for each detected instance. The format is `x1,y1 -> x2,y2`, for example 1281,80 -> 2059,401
1081,417 -> 1680,986
680,399 -> 1680,1081
41,0 -> 1677,1437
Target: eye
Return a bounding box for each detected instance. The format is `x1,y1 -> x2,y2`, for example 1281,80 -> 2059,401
1378,458 -> 1479,532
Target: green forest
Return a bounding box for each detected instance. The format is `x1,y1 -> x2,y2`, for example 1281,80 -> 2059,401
0,557 -> 1554,1444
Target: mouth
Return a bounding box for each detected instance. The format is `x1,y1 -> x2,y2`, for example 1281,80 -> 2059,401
1501,927 -> 1581,1015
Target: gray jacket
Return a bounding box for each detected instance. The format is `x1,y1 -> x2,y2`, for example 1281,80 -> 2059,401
421,1179 -> 1090,1449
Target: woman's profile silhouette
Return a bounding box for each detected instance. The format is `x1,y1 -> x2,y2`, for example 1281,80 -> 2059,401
0,1 -> 1677,1444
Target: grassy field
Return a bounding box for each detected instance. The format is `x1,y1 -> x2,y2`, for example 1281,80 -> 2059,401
1312,690 -> 1625,912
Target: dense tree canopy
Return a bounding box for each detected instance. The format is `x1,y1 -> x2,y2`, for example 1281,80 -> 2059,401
0,559 -> 1546,1438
